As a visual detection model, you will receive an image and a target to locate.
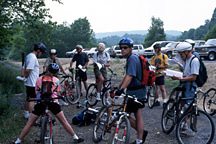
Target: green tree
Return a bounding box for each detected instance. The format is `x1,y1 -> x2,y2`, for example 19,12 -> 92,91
144,17 -> 166,47
204,24 -> 216,40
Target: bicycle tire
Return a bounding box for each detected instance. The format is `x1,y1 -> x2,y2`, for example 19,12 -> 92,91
161,98 -> 176,134
147,84 -> 156,109
203,88 -> 216,116
86,84 -> 98,106
65,81 -> 80,104
176,110 -> 215,144
41,116 -> 53,144
109,116 -> 131,144
93,105 -> 110,143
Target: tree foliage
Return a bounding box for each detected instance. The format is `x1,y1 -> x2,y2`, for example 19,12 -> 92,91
144,17 -> 166,47
204,24 -> 216,40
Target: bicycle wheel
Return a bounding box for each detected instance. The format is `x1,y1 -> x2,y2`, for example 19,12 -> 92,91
109,116 -> 131,144
41,116 -> 53,144
65,81 -> 80,104
203,88 -> 216,115
93,105 -> 110,143
176,110 -> 215,144
147,84 -> 156,109
86,84 -> 98,106
161,98 -> 176,134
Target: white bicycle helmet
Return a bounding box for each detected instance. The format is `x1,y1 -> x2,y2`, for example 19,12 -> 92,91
76,45 -> 83,49
50,49 -> 57,54
176,42 -> 192,52
97,43 -> 105,52
184,39 -> 195,47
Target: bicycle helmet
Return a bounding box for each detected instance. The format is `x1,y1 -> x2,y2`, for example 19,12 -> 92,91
76,45 -> 83,49
34,43 -> 46,53
184,39 -> 195,47
153,43 -> 161,49
97,43 -> 105,52
119,37 -> 134,47
48,63 -> 59,74
176,42 -> 192,52
50,49 -> 57,55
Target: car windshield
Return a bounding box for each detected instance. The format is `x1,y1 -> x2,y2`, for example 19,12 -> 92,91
165,43 -> 177,48
115,46 -> 120,50
161,42 -> 169,47
205,39 -> 216,46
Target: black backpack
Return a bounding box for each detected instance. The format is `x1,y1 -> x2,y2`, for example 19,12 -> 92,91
190,56 -> 208,87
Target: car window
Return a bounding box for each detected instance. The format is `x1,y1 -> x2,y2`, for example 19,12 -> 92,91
161,42 -> 169,47
115,46 -> 120,50
205,39 -> 216,46
133,46 -> 138,50
166,43 -> 177,47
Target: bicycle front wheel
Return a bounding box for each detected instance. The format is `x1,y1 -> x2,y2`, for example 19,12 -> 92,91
41,116 -> 53,144
147,84 -> 156,109
176,110 -> 215,144
93,105 -> 110,143
203,88 -> 216,115
161,98 -> 176,134
86,84 -> 98,106
109,116 -> 131,144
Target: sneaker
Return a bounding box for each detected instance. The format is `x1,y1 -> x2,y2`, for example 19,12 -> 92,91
154,101 -> 160,106
143,130 -> 148,143
96,95 -> 101,101
180,128 -> 195,137
24,111 -> 30,119
74,137 -> 84,143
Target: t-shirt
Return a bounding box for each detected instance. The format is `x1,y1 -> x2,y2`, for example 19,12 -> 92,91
72,52 -> 89,68
183,55 -> 200,78
44,57 -> 63,69
23,53 -> 39,87
151,53 -> 168,77
126,54 -> 147,100
93,52 -> 111,64
35,76 -> 61,103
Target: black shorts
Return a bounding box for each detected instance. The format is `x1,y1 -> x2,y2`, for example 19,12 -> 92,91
32,102 -> 61,116
76,70 -> 87,81
26,86 -> 36,100
155,76 -> 165,85
126,97 -> 145,113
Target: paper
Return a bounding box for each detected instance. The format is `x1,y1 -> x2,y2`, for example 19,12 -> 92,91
167,58 -> 183,68
16,76 -> 27,82
162,69 -> 183,79
149,65 -> 156,71
94,62 -> 102,70
78,65 -> 86,72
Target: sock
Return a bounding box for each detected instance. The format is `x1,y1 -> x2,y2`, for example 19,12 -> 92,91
73,134 -> 79,140
97,93 -> 100,97
136,139 -> 143,144
163,99 -> 167,103
15,138 -> 22,144
156,98 -> 160,102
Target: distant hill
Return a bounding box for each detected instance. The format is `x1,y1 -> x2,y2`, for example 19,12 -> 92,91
95,30 -> 182,39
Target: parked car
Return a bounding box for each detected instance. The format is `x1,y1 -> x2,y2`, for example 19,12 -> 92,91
110,45 -> 122,58
109,45 -> 117,58
132,44 -> 145,56
194,39 -> 216,60
194,40 -> 205,47
85,47 -> 97,58
161,42 -> 180,59
144,41 -> 172,58
66,49 -> 76,57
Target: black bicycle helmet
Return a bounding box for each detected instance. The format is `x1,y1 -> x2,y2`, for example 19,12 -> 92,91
119,37 -> 134,47
153,43 -> 161,49
34,43 -> 46,53
48,63 -> 59,74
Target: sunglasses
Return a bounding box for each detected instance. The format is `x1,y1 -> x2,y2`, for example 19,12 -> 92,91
120,46 -> 129,50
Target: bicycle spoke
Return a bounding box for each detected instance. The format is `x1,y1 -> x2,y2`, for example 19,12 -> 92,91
203,88 -> 216,115
86,84 -> 98,106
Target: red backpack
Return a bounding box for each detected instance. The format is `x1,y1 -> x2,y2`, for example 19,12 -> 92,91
139,56 -> 156,86
41,76 -> 54,97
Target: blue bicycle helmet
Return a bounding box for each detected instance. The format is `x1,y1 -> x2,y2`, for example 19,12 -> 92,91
119,37 -> 134,47
34,43 -> 47,53
48,63 -> 59,74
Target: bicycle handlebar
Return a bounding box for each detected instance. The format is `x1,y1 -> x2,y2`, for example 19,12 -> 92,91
28,95 -> 65,102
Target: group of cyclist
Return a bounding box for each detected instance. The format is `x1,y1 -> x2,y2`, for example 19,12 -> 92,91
15,36 -> 203,144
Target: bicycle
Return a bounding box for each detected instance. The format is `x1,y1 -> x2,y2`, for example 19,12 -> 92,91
146,82 -> 156,109
28,95 -> 64,144
203,88 -> 216,115
86,68 -> 117,106
58,68 -> 81,104
161,84 -> 215,144
93,92 -> 144,144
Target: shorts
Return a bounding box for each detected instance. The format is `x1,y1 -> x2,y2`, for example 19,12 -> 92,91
76,69 -> 87,81
26,86 -> 36,100
181,82 -> 197,104
94,67 -> 107,81
126,97 -> 145,113
32,102 -> 61,116
155,76 -> 165,85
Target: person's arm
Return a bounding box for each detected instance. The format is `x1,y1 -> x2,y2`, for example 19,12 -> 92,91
172,74 -> 197,81
104,61 -> 110,67
70,60 -> 73,68
83,62 -> 88,69
119,75 -> 133,89
24,69 -> 32,78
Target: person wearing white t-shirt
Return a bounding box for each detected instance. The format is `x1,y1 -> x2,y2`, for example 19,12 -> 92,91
21,43 -> 46,119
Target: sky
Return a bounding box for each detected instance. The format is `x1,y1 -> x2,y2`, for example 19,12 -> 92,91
45,0 -> 216,33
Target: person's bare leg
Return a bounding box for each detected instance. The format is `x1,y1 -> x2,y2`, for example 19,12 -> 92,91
134,109 -> 144,140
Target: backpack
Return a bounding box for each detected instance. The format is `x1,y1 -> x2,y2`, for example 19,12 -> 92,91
139,56 -> 156,86
189,56 -> 208,87
41,76 -> 54,97
72,109 -> 97,126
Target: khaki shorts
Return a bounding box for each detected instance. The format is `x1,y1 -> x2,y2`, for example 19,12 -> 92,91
94,67 -> 107,81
